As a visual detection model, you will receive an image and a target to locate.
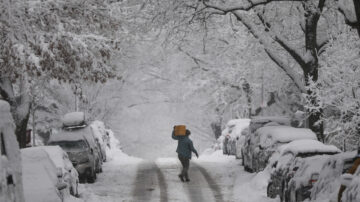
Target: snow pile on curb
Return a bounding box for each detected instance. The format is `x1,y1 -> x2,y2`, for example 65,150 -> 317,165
102,129 -> 142,164
198,149 -> 233,163
233,168 -> 278,202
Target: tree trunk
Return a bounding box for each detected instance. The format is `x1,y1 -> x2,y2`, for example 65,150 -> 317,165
303,0 -> 324,141
353,0 -> 360,37
14,113 -> 30,148
0,77 -> 31,148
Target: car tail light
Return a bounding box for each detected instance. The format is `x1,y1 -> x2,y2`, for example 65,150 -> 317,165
309,173 -> 319,186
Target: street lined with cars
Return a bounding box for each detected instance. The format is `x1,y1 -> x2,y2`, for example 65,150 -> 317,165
0,108 -> 116,202
216,115 -> 360,202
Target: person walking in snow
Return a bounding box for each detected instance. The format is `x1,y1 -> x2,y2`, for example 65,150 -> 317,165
171,127 -> 199,182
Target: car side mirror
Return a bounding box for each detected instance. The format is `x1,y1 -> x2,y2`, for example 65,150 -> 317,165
56,182 -> 67,191
340,174 -> 354,187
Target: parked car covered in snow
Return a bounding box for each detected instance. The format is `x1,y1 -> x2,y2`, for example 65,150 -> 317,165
242,116 -> 291,172
41,146 -> 79,196
48,128 -> 98,183
218,119 -> 250,156
22,147 -> 68,202
90,120 -> 108,162
285,154 -> 336,202
266,139 -> 340,201
310,151 -> 356,201
252,126 -> 317,172
334,153 -> 360,202
0,100 -> 24,202
62,112 -> 102,172
236,126 -> 249,159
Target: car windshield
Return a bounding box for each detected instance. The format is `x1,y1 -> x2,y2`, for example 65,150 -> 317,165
49,140 -> 88,151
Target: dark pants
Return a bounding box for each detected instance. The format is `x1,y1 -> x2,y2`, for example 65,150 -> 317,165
178,155 -> 190,179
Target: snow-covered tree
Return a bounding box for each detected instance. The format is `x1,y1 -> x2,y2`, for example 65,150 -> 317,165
145,0 -> 357,141
0,0 -> 123,147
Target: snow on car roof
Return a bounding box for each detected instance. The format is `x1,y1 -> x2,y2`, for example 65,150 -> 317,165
279,139 -> 340,156
39,146 -> 66,169
226,119 -> 251,127
258,126 -> 317,147
250,116 -> 291,124
21,147 -> 61,202
21,147 -> 51,161
62,111 -> 85,127
228,119 -> 250,138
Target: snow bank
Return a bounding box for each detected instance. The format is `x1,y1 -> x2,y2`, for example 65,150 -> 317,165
90,121 -> 106,142
257,126 -> 317,148
198,149 -> 234,163
104,129 -> 142,164
233,168 -> 277,202
279,139 -> 341,156
63,112 -> 86,127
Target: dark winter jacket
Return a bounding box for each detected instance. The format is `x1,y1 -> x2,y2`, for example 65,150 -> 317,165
172,131 -> 198,159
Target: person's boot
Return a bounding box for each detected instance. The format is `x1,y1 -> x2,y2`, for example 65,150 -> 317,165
185,178 -> 190,182
178,174 -> 184,182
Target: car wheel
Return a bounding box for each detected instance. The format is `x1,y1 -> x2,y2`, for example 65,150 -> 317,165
70,186 -> 74,196
267,182 -> 273,198
87,169 -> 96,183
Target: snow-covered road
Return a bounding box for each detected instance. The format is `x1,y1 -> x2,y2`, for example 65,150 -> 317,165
78,149 -> 278,202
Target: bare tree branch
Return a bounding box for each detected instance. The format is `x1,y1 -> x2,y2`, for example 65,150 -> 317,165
232,11 -> 306,93
202,0 -> 303,13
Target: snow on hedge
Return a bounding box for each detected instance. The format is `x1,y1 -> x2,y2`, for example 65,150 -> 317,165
62,112 -> 86,127
279,139 -> 341,156
258,126 -> 317,148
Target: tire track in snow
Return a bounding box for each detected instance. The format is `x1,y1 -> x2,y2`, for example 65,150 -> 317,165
132,161 -> 168,202
195,163 -> 224,202
184,164 -> 224,202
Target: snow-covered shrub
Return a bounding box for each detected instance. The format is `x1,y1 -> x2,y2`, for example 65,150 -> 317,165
317,30 -> 360,151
